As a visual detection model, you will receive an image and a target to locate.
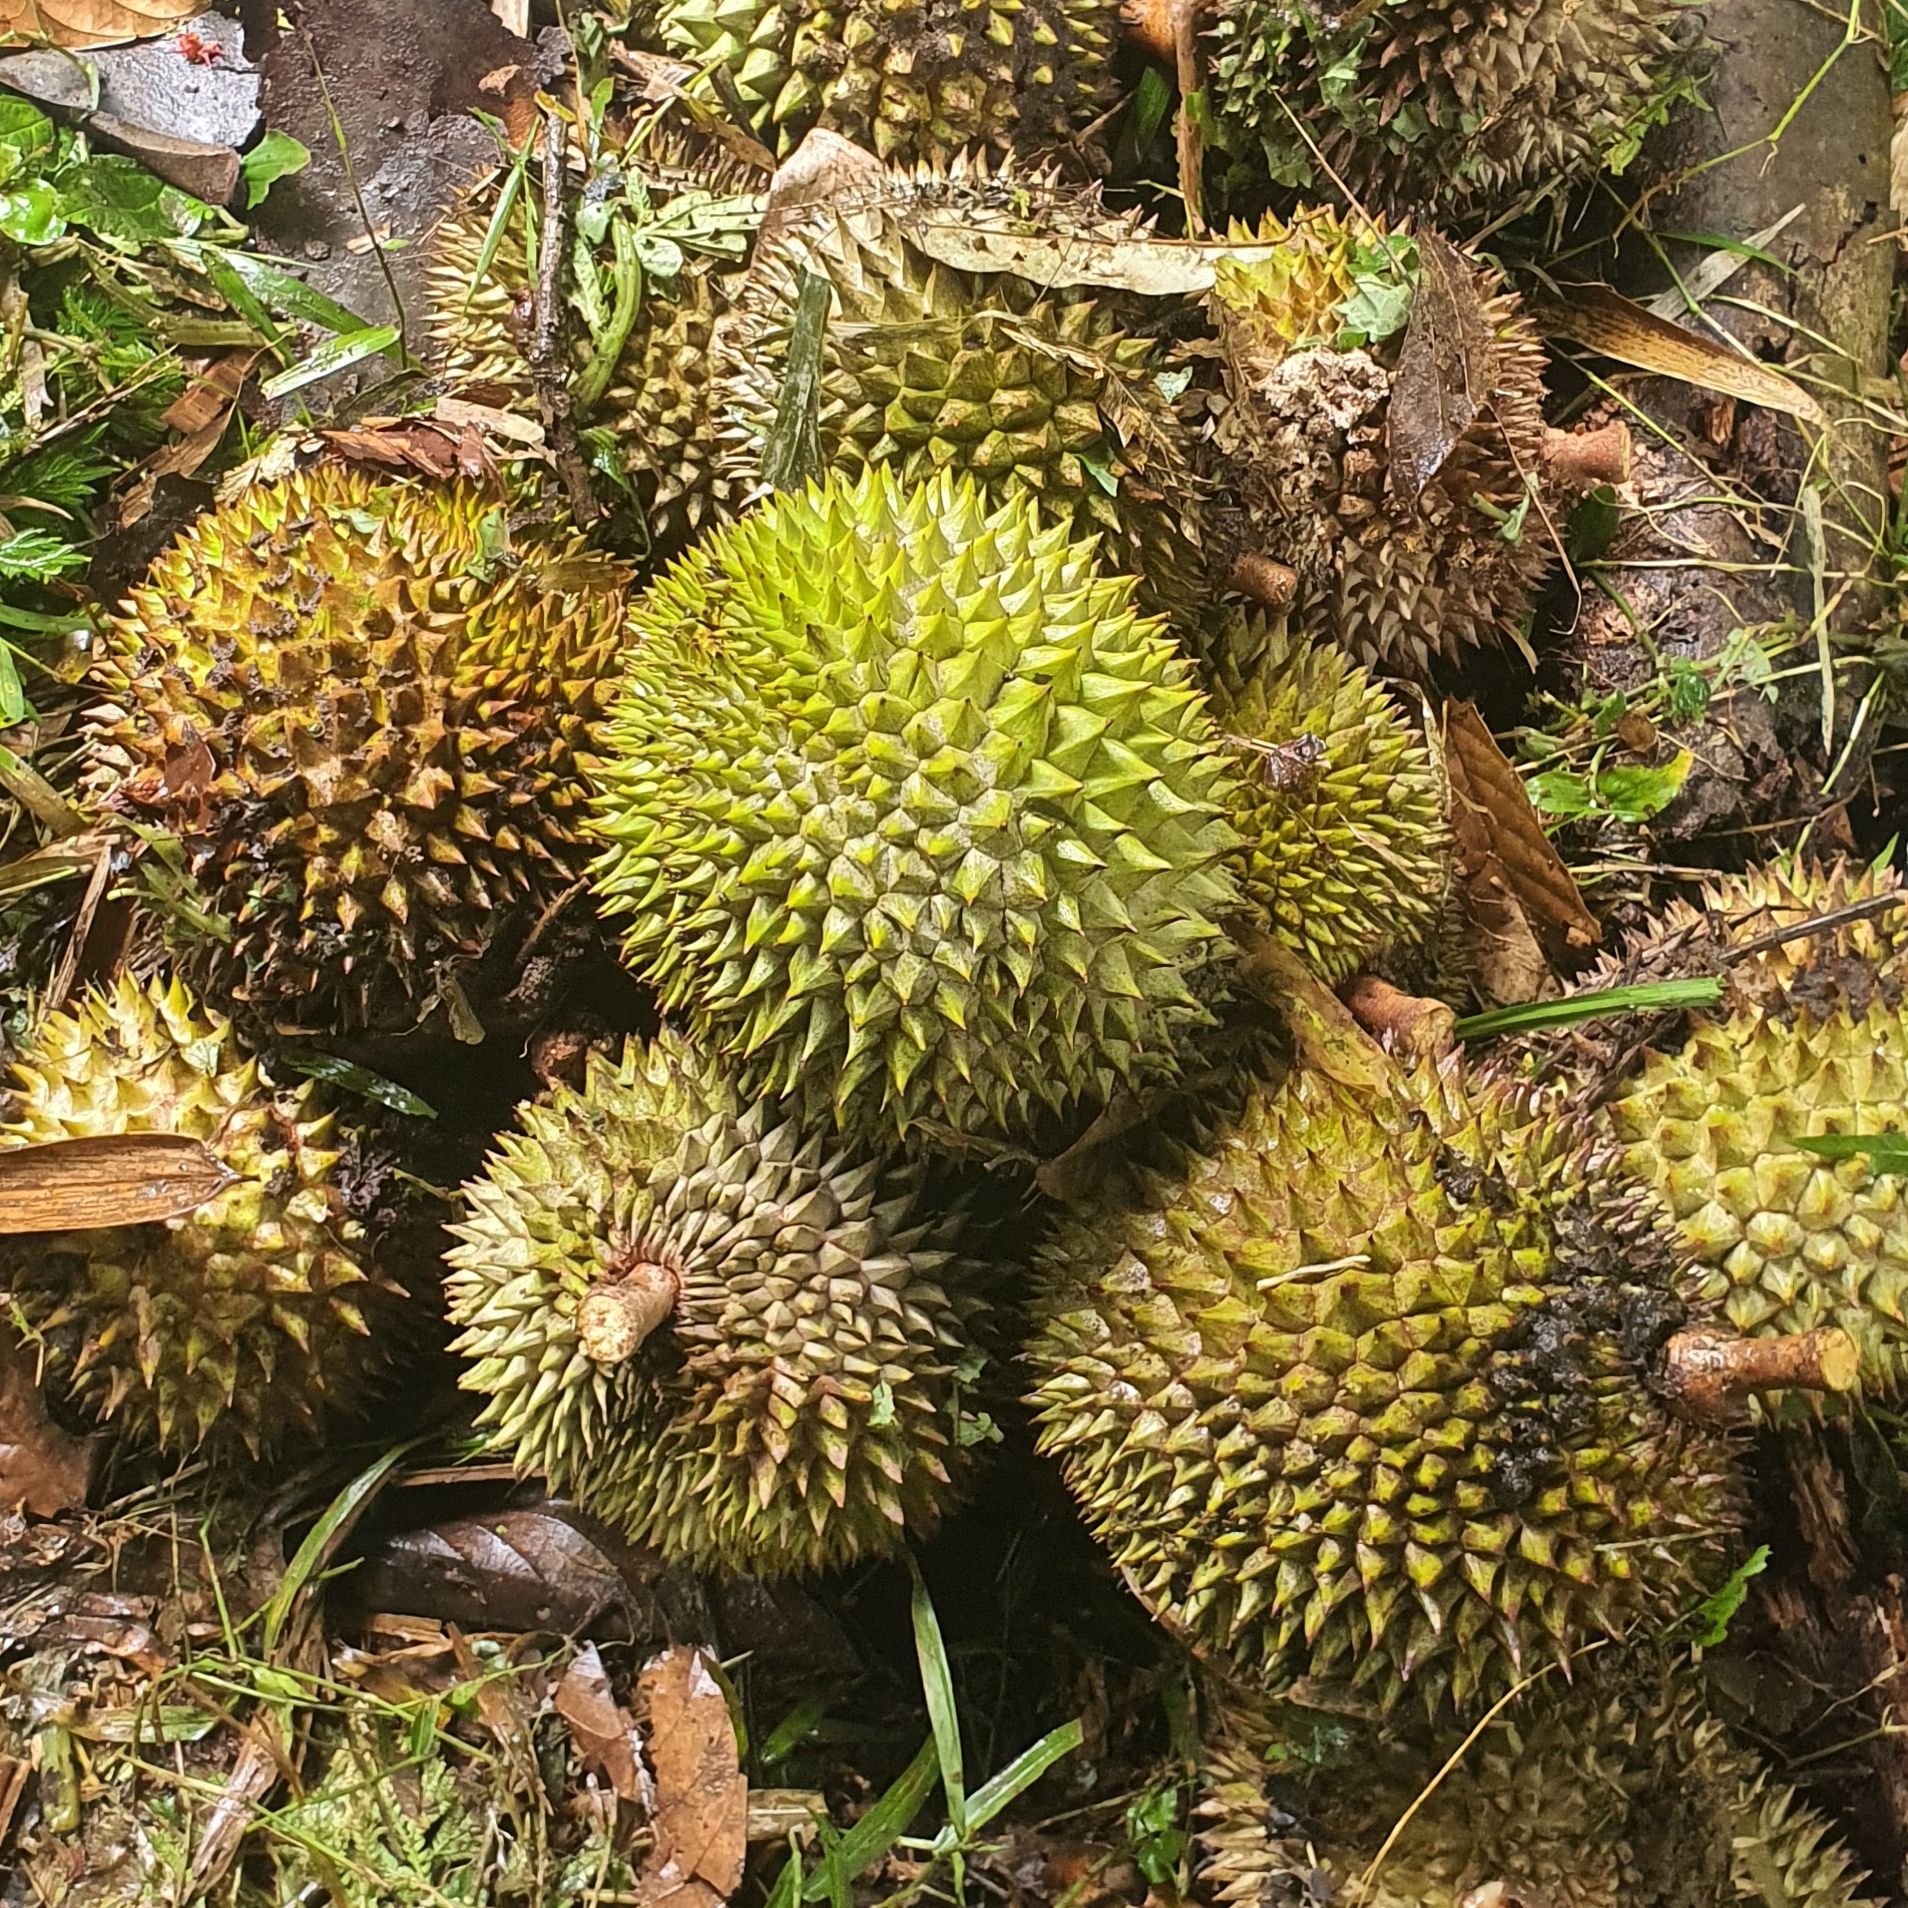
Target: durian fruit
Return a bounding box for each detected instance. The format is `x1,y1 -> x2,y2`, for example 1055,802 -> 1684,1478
1025,1050 -> 1744,1716
0,974 -> 399,1455
716,159 -> 1209,614
1199,207 -> 1554,676
1206,0 -> 1689,220
652,0 -> 1118,165
445,1028 -> 987,1575
585,466 -> 1242,1151
88,466 -> 629,1039
426,179 -> 753,563
1604,868 -> 1908,1402
1195,1656 -> 1874,1908
1207,616 -> 1447,982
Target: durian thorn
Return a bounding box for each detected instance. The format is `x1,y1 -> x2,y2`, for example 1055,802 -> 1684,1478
576,1262 -> 680,1365
1541,422 -> 1631,492
1230,924 -> 1395,1094
1658,1325 -> 1860,1422
1228,553 -> 1299,615
1341,976 -> 1458,1062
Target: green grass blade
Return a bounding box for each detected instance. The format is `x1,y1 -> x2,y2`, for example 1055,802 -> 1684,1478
261,1441 -> 416,1654
462,145 -> 530,315
1455,977 -> 1722,1042
908,1556 -> 967,1841
1792,1131 -> 1908,1172
964,1719 -> 1084,1832
800,1737 -> 940,1902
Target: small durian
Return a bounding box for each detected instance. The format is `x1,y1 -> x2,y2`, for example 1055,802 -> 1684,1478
585,466 -> 1242,1151
0,975 -> 400,1455
1605,893 -> 1908,1401
1206,0 -> 1690,219
651,0 -> 1119,164
1025,1051 -> 1744,1715
426,189 -> 751,563
1201,208 -> 1554,676
89,467 -> 628,1039
1207,617 -> 1447,982
445,1029 -> 987,1574
1196,1656 -> 1874,1908
716,159 -> 1209,614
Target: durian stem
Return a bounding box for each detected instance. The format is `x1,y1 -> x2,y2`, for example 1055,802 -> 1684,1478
1231,925 -> 1396,1093
1659,1325 -> 1860,1420
1229,553 -> 1299,614
576,1264 -> 678,1364
1542,422 -> 1632,491
1341,977 -> 1457,1060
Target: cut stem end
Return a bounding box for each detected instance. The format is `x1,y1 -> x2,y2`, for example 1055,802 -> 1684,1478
576,1261 -> 679,1365
1660,1324 -> 1860,1420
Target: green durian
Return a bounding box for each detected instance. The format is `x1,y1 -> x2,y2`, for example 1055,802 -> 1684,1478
1196,1655 -> 1873,1908
1207,617 -> 1447,982
716,159 -> 1209,615
585,466 -> 1242,1151
88,466 -> 628,1039
1206,0 -> 1690,219
1605,867 -> 1908,1403
426,176 -> 755,563
1201,206 -> 1555,676
445,1029 -> 987,1574
1025,1051 -> 1744,1716
0,974 -> 401,1455
651,0 -> 1119,164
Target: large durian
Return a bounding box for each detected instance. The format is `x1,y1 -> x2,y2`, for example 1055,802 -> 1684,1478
445,1028 -> 987,1574
1196,1656 -> 1873,1908
716,160 -> 1209,614
585,466 -> 1241,1151
1199,207 -> 1555,676
1604,862 -> 1908,1402
1207,617 -> 1447,982
88,467 -> 628,1039
0,974 -> 400,1454
1025,1050 -> 1744,1716
1206,0 -> 1690,219
426,169 -> 755,563
652,0 -> 1118,165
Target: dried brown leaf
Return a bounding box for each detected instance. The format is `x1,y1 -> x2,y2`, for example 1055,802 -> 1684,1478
0,0 -> 197,49
638,1646 -> 747,1908
556,1641 -> 652,1806
319,421 -> 498,483
160,348 -> 259,436
184,1717 -> 284,1900
0,1132 -> 229,1234
1387,233 -> 1495,506
0,1321 -> 94,1516
1444,702 -> 1599,957
1531,282 -> 1825,425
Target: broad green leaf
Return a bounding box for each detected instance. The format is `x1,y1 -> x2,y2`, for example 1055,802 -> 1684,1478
1690,1544 -> 1769,1646
240,131 -> 311,211
260,325 -> 400,400
0,97 -> 55,169
1792,1132 -> 1908,1174
1596,749 -> 1693,822
1566,483 -> 1622,563
0,184 -> 62,246
1527,768 -> 1595,819
0,642 -> 26,725
273,1049 -> 436,1118
57,155 -> 206,242
189,248 -> 375,335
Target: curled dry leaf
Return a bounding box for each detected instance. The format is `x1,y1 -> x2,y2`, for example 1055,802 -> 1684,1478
555,1640 -> 653,1806
637,1645 -> 747,1908
0,0 -> 200,48
0,1132 -> 230,1234
0,1321 -> 95,1517
1387,233 -> 1495,506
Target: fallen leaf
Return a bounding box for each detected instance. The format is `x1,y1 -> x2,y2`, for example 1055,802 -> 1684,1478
0,1321 -> 95,1516
435,393 -> 546,446
160,347 -> 258,435
0,0 -> 198,49
1387,233 -> 1495,506
1531,281 -> 1824,425
319,420 -> 497,483
638,1646 -> 747,1908
0,1132 -> 230,1233
556,1642 -> 652,1806
183,1714 -> 282,1900
0,1752 -> 29,1842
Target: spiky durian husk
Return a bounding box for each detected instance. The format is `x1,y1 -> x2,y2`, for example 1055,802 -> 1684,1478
87,467 -> 628,1039
586,466 -> 1241,1151
425,202 -> 746,562
1203,207 -> 1553,676
446,1029 -> 985,1574
1207,0 -> 1689,219
716,159 -> 1209,615
1025,1054 -> 1742,1717
0,975 -> 397,1454
1195,1659 -> 1873,1908
1607,1002 -> 1908,1401
653,0 -> 1118,164
1206,616 -> 1447,981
